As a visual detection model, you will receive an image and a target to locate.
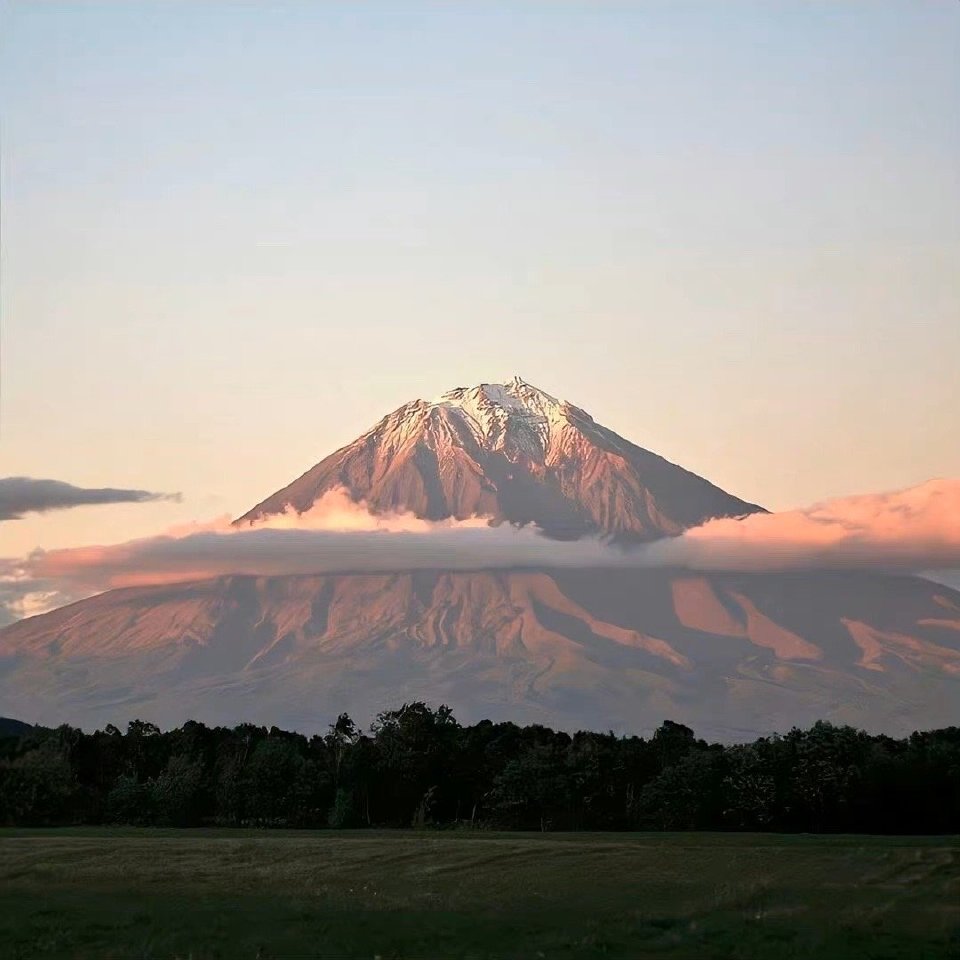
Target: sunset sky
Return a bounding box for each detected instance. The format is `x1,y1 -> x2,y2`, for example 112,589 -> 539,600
1,1 -> 958,557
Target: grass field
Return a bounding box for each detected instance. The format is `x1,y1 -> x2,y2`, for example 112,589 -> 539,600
1,830 -> 957,959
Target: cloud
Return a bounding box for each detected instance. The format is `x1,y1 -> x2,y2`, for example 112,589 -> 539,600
0,561 -> 88,626
921,570 -> 960,592
1,480 -> 959,624
643,478 -> 960,573
0,477 -> 181,521
20,489 -> 612,592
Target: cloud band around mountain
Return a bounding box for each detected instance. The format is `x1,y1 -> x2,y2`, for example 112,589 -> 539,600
643,478 -> 960,573
2,481 -> 959,623
0,477 -> 181,521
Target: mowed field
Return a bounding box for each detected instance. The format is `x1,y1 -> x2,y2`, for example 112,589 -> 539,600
1,830 -> 957,960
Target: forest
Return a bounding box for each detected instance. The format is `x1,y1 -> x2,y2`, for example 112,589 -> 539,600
1,705 -> 958,833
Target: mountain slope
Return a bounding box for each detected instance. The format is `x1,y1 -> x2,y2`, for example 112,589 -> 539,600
2,569 -> 957,739
4,378 -> 953,739
0,717 -> 36,738
235,377 -> 764,539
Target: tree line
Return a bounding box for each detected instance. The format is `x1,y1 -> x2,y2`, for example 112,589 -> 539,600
1,704 -> 957,833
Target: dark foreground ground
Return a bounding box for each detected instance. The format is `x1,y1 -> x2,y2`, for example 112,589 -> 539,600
1,830 -> 957,959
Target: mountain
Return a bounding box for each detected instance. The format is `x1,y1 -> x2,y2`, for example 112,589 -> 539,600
235,376 -> 764,539
1,569 -> 958,739
0,717 -> 36,738
1,376 -> 957,739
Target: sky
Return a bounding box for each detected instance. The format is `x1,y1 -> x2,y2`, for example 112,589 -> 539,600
1,0 -> 958,558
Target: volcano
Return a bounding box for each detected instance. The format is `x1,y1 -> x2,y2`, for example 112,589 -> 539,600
1,378 -> 957,738
235,376 -> 764,539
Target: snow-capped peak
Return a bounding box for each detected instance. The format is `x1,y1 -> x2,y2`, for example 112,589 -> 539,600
430,376 -> 561,412
424,377 -> 572,455
236,375 -> 766,536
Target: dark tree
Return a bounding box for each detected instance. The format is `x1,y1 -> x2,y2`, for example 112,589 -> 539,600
0,709 -> 956,834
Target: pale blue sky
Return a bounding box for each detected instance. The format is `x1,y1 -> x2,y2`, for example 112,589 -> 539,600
1,1 -> 958,554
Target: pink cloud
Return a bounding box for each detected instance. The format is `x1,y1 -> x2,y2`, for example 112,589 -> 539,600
2,480 -> 959,622
646,478 -> 960,571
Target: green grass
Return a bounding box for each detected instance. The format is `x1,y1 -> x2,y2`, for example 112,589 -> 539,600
1,830 -> 957,959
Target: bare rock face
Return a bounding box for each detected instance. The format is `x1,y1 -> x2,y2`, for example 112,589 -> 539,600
2,376 -> 956,739
235,377 -> 764,539
1,569 -> 958,739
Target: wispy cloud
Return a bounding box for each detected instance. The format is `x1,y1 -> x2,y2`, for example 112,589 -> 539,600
0,477 -> 181,522
0,563 -> 87,626
15,489 -> 600,591
1,481 -> 958,624
643,478 -> 960,572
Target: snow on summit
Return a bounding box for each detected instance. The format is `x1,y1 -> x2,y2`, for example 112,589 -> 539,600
234,376 -> 764,539
427,376 -> 571,452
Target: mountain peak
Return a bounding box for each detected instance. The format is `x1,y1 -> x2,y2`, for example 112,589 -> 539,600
422,377 -> 569,455
236,378 -> 764,537
430,376 -> 559,407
